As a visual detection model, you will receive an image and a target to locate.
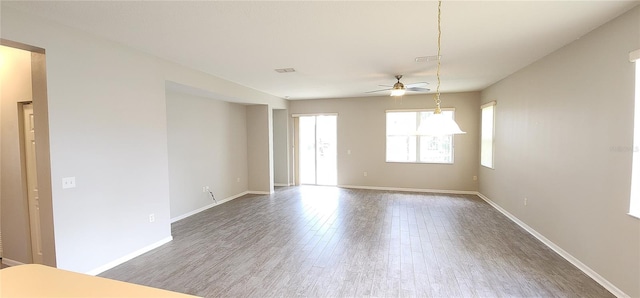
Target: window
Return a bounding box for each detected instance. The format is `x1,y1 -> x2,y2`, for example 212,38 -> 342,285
481,101 -> 496,168
386,110 -> 455,164
630,49 -> 640,218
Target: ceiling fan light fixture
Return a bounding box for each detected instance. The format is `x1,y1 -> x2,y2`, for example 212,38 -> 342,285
390,78 -> 406,96
390,88 -> 406,97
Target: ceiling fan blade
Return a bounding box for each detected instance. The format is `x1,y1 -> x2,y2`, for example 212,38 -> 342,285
406,87 -> 430,92
378,84 -> 394,87
405,82 -> 429,88
365,88 -> 392,93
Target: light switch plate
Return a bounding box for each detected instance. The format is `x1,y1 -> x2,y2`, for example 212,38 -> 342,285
62,177 -> 76,189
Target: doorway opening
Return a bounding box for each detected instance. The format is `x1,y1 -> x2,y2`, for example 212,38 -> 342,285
1,39 -> 55,266
297,115 -> 337,186
20,103 -> 43,264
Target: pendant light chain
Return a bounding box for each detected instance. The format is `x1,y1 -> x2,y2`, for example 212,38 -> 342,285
434,0 -> 443,114
420,0 -> 466,135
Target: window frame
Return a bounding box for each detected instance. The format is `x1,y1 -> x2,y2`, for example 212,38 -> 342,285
385,108 -> 457,164
629,49 -> 640,219
480,101 -> 496,169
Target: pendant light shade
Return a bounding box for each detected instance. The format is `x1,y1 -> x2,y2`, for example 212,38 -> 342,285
418,112 -> 466,136
423,0 -> 465,136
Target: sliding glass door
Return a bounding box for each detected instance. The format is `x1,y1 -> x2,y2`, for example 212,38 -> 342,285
298,115 -> 337,185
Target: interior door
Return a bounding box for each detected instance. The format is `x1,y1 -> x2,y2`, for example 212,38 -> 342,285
22,103 -> 43,264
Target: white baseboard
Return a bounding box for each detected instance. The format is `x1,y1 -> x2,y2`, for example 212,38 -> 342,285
274,183 -> 290,187
339,184 -> 477,195
476,192 -> 628,298
248,190 -> 271,195
2,258 -> 25,267
85,236 -> 173,276
171,191 -> 249,223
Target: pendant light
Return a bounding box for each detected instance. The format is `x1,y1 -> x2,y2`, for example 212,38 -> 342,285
418,0 -> 465,136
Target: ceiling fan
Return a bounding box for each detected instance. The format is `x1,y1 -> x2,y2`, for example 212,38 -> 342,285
366,75 -> 430,96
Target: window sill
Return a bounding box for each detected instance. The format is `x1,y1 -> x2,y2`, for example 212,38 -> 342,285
628,213 -> 640,220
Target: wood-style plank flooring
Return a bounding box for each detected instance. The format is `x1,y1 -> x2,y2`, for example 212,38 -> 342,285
100,186 -> 613,297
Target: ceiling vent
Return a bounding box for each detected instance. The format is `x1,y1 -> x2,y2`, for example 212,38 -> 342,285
415,55 -> 439,62
275,68 -> 296,73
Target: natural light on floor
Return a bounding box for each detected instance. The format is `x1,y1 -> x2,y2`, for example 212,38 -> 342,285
299,185 -> 340,220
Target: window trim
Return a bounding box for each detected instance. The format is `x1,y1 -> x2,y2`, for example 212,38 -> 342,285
629,49 -> 640,219
385,108 -> 457,164
629,49 -> 640,62
480,101 -> 496,169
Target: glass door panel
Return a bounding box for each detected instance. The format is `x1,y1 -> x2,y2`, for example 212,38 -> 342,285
298,115 -> 337,185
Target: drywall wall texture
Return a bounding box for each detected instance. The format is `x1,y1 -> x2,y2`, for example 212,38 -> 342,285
480,6 -> 640,297
272,109 -> 290,185
0,46 -> 33,264
247,105 -> 274,193
162,67 -> 287,109
289,92 -> 480,191
166,90 -> 249,219
1,7 -> 173,273
1,5 -> 285,274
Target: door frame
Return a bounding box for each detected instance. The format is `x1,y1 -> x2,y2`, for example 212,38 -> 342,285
1,39 -> 56,266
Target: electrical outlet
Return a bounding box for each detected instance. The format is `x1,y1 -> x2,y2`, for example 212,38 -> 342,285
473,176 -> 478,181
237,177 -> 240,183
205,186 -> 210,191
364,172 -> 368,177
524,198 -> 528,206
149,213 -> 155,223
62,177 -> 76,189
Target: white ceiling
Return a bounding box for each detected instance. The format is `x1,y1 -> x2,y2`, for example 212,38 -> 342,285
4,1 -> 639,100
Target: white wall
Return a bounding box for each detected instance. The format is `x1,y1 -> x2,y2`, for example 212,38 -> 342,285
272,109 -> 289,186
247,105 -> 274,193
1,6 -> 283,274
4,11 -> 173,274
480,6 -> 640,297
161,64 -> 287,109
166,90 -> 248,219
0,46 -> 33,264
290,92 -> 480,191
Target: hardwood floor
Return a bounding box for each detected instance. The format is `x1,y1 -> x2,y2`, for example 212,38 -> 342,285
100,186 -> 613,297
